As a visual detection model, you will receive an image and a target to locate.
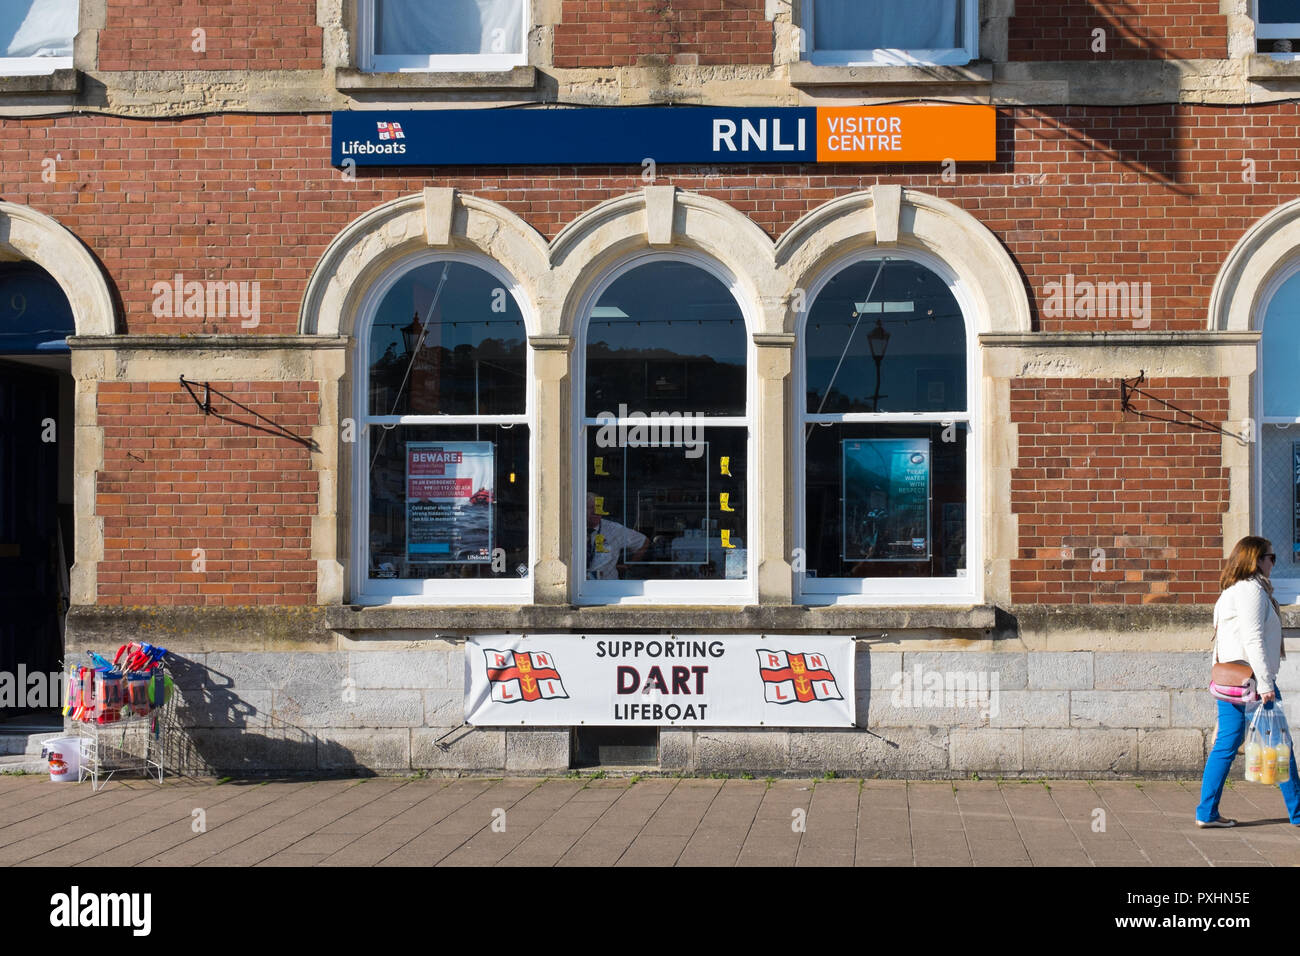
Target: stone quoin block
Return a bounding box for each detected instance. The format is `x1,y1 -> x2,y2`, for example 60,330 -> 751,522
789,727 -> 950,774
505,730 -> 570,772
412,727 -> 506,771
949,729 -> 1024,772
272,687 -> 425,729
317,730 -> 412,771
1093,653 -> 1206,691
988,690 -> 1072,729
1136,729 -> 1206,772
1070,691 -> 1172,729
697,731 -> 790,771
1027,651 -> 1094,689
1024,729 -> 1138,773
349,650 -> 449,690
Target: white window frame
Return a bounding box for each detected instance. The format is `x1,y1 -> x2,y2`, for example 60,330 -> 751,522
351,250 -> 536,606
1255,0 -> 1300,38
358,0 -> 529,72
1254,256 -> 1300,605
571,250 -> 757,606
794,248 -> 982,606
802,0 -> 978,67
0,0 -> 75,76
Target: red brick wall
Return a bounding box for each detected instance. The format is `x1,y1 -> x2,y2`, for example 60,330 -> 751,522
2,106 -> 1297,335
96,382 -> 319,605
1008,1 -> 1228,60
97,0 -> 323,71
554,0 -> 772,66
1009,377 -> 1229,605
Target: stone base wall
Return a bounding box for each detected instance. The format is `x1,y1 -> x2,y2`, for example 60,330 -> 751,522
92,644 -> 1298,777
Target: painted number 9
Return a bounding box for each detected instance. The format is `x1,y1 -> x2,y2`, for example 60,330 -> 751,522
10,294 -> 25,319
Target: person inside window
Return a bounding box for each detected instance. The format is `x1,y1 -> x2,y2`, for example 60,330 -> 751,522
586,493 -> 648,580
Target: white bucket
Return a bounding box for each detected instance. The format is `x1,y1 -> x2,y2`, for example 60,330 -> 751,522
42,737 -> 84,783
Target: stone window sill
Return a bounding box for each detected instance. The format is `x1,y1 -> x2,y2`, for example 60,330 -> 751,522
788,60 -> 992,88
325,603 -> 999,634
336,66 -> 537,92
0,68 -> 80,95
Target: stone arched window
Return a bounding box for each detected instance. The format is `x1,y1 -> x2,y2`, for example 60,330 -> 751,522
573,251 -> 755,605
796,249 -> 977,603
352,251 -> 533,604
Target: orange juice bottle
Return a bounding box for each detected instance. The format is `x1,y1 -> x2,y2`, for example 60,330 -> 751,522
1276,740 -> 1292,784
1245,739 -> 1262,782
1261,730 -> 1278,785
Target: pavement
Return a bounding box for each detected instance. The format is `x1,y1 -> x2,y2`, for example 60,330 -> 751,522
3,772 -> 1300,866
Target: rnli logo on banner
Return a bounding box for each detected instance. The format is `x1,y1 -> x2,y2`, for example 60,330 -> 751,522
484,649 -> 569,703
377,121 -> 404,140
757,650 -> 844,704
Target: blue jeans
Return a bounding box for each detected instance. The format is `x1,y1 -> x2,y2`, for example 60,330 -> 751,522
1197,694 -> 1300,823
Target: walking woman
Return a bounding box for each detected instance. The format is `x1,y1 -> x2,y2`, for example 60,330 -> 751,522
1197,535 -> 1300,827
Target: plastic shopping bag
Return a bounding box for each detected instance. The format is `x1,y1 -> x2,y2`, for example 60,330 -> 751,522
1245,705 -> 1294,785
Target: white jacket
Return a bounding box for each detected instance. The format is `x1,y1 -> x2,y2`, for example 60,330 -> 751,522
1212,576 -> 1283,695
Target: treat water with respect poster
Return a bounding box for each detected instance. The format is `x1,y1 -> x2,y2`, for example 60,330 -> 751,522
406,441 -> 494,563
464,634 -> 856,727
842,437 -> 931,562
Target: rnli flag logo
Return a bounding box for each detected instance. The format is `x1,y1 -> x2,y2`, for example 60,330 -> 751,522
484,649 -> 569,703
377,121 -> 405,140
757,649 -> 843,704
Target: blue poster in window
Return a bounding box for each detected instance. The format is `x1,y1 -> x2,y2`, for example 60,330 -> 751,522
841,438 -> 931,562
406,441 -> 495,563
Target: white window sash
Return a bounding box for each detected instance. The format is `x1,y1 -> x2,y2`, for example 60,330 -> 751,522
803,1 -> 978,66
1254,0 -> 1300,37
359,0 -> 528,73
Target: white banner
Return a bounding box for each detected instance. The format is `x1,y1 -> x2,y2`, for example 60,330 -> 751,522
465,634 -> 855,727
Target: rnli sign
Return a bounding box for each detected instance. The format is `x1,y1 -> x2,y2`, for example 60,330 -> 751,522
464,634 -> 856,727
332,105 -> 995,167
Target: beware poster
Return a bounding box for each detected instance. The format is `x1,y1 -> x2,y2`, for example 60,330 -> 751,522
406,441 -> 494,563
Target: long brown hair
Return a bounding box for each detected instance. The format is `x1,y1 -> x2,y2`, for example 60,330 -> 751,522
1220,535 -> 1281,614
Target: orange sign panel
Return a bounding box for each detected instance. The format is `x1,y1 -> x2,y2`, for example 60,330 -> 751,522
816,105 -> 996,163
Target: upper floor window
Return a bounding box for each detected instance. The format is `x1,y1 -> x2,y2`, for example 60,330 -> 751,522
360,0 -> 527,72
0,0 -> 76,76
804,0 -> 977,66
1256,0 -> 1300,54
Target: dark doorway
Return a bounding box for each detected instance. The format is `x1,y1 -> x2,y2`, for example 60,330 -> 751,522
0,259 -> 76,727
0,360 -> 66,721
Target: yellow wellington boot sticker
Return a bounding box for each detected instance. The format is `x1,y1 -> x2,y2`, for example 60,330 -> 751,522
595,533 -> 608,553
720,456 -> 731,477
594,457 -> 609,476
721,529 -> 736,549
720,492 -> 734,512
595,495 -> 609,516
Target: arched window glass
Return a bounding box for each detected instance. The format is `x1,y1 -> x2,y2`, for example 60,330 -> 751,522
356,256 -> 530,602
1258,267 -> 1300,597
578,257 -> 751,602
799,254 -> 975,602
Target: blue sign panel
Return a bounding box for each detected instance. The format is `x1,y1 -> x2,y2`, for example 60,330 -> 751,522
332,107 -> 819,166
